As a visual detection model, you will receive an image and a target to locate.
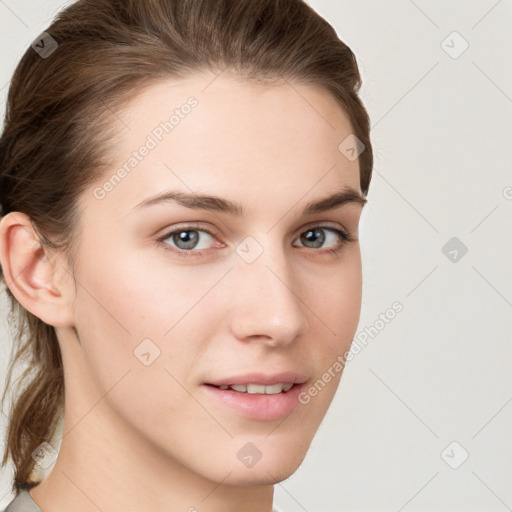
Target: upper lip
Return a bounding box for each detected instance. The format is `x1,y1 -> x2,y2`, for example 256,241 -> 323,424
205,372 -> 309,387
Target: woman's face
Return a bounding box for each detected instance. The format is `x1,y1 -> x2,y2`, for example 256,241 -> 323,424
62,71 -> 365,485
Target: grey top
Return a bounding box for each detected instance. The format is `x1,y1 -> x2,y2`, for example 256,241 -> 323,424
2,488 -> 284,511
2,489 -> 41,512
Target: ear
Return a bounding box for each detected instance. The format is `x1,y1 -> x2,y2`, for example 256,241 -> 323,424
0,211 -> 75,327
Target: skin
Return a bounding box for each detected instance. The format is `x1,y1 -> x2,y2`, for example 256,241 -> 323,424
0,71 -> 366,512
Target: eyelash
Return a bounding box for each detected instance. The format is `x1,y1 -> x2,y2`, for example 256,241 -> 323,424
156,223 -> 356,259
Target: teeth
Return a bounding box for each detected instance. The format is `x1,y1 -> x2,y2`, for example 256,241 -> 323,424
263,383 -> 284,394
247,384 -> 266,394
219,383 -> 294,394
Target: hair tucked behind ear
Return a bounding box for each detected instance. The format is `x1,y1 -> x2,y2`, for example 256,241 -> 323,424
0,0 -> 373,494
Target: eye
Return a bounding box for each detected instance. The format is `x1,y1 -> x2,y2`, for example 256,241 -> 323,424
293,225 -> 355,253
158,225 -> 218,255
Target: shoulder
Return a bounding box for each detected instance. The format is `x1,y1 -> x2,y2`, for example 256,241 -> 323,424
2,489 -> 42,512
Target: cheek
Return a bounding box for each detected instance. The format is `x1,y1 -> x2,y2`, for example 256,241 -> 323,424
309,251 -> 362,348
71,244 -> 222,392
297,254 -> 362,415
74,242 -> 210,338
69,250 -> 208,437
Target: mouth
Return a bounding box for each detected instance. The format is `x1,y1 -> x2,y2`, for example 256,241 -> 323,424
201,374 -> 308,421
205,382 -> 295,394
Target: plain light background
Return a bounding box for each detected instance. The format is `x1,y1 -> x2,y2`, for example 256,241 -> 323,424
0,1 -> 511,511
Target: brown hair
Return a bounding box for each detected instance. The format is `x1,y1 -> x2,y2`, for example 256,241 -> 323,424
0,0 -> 373,494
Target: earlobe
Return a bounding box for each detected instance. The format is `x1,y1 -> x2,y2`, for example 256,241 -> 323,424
0,211 -> 74,327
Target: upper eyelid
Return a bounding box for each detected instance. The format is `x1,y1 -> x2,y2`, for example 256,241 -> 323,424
158,221 -> 348,238
158,223 -> 218,240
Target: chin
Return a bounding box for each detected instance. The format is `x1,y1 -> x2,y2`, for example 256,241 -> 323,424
225,455 -> 307,487
218,435 -> 312,487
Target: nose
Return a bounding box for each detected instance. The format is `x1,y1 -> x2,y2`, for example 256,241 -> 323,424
229,246 -> 309,347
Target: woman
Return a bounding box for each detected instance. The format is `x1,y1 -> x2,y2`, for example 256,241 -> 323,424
0,0 -> 373,510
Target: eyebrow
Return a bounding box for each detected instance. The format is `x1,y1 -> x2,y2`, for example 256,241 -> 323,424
133,187 -> 367,216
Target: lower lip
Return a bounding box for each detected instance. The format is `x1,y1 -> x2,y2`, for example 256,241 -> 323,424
201,383 -> 306,421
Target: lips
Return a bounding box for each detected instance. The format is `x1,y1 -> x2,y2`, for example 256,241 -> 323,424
201,371 -> 309,421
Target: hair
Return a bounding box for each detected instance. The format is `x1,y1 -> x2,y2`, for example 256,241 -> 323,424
0,0 -> 373,495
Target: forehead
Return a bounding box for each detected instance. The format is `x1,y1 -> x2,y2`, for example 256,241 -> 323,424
90,72 -> 361,212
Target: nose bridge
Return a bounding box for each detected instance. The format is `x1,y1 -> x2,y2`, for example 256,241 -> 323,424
229,239 -> 309,345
